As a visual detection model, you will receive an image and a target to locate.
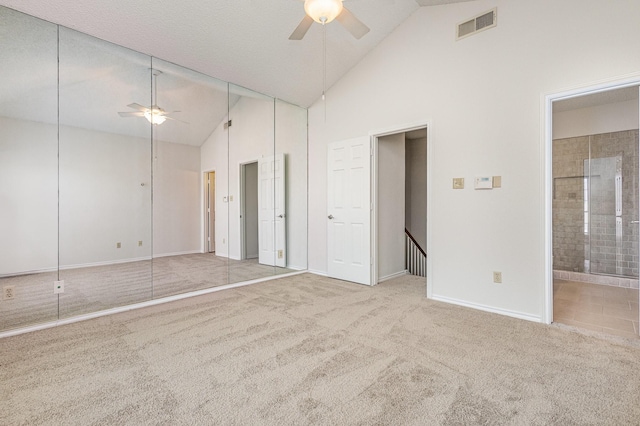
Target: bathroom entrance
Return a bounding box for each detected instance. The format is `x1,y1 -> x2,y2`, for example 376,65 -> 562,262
551,85 -> 639,338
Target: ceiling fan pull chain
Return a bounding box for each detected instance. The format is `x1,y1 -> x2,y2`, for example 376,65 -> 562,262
322,21 -> 326,102
323,21 -> 327,121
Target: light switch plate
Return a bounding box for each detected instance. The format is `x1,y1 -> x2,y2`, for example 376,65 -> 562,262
453,178 -> 464,189
493,176 -> 502,188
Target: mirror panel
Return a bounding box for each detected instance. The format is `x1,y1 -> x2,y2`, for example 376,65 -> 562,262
0,5 -> 308,334
275,99 -> 308,273
0,8 -> 59,331
227,84 -> 278,284
57,28 -> 153,318
151,58 -> 230,297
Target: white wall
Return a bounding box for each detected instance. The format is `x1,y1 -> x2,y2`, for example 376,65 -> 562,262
153,140 -> 201,257
308,0 -> 640,321
59,125 -> 152,267
1,115 -> 201,274
378,133 -> 406,280
0,116 -> 58,274
553,99 -> 639,139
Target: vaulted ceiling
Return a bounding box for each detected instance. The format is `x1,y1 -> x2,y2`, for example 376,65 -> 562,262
0,0 -> 478,108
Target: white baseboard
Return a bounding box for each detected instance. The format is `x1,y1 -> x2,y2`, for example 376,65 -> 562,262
308,269 -> 328,277
378,270 -> 408,283
285,265 -> 306,272
430,294 -> 542,323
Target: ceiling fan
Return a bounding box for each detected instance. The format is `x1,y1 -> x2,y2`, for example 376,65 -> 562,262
117,70 -> 186,125
289,0 -> 370,40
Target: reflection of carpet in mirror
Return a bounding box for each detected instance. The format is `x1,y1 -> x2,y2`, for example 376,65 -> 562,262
0,253 -> 294,333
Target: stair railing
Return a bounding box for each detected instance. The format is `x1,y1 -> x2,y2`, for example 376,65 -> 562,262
405,228 -> 426,277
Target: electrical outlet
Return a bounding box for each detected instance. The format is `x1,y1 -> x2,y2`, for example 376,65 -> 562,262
116,242 -> 121,248
493,271 -> 502,283
138,241 -> 143,247
278,250 -> 283,259
54,280 -> 65,294
3,286 -> 15,300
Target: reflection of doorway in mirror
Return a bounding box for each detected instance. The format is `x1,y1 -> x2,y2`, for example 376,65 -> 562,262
205,171 -> 216,253
241,162 -> 259,260
258,154 -> 286,268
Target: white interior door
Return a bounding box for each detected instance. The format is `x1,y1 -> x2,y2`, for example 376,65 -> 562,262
327,137 -> 371,285
258,154 -> 286,267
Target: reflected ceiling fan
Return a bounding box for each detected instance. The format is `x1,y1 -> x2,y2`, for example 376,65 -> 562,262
289,0 -> 370,40
118,70 -> 187,125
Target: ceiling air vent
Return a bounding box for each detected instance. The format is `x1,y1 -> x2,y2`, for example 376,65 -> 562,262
456,8 -> 497,41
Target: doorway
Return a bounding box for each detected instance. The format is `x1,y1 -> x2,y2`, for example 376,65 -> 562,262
375,128 -> 427,284
240,161 -> 259,260
204,171 -> 216,253
372,125 -> 430,283
547,82 -> 640,338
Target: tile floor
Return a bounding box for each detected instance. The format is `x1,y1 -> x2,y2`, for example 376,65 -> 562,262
554,279 -> 639,339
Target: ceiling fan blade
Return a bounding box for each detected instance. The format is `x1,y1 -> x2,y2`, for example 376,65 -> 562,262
127,103 -> 149,112
164,116 -> 189,124
289,15 -> 314,40
118,111 -> 145,117
336,6 -> 370,39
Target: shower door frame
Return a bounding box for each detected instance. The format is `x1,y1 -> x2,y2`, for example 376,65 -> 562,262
544,75 -> 640,331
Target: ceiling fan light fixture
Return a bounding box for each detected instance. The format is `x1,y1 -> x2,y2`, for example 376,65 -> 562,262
144,107 -> 167,125
304,0 -> 343,24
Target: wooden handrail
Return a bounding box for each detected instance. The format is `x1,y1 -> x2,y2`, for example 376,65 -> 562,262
405,228 -> 426,257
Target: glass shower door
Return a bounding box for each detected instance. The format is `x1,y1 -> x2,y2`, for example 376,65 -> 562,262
587,139 -> 639,278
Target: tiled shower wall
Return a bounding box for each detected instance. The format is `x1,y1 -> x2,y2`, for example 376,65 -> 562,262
553,130 -> 639,284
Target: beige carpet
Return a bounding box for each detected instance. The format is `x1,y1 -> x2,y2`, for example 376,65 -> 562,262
1,273 -> 639,425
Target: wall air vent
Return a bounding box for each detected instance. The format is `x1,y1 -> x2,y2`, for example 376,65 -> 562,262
456,8 -> 497,41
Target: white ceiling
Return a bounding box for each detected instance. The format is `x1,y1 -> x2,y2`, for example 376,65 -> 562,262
553,86 -> 639,113
0,0 -> 478,108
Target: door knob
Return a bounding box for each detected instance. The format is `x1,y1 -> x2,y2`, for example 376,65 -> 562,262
328,214 -> 334,219
278,214 -> 284,218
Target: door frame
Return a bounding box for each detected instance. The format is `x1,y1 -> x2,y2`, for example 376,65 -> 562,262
239,159 -> 259,261
370,120 -> 432,296
543,75 -> 640,325
203,169 -> 216,253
